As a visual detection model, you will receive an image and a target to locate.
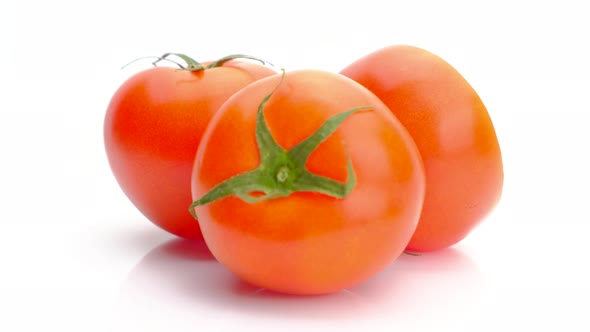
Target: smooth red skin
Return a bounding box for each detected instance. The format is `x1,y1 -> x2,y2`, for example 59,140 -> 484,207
104,61 -> 276,239
341,45 -> 504,252
191,70 -> 426,295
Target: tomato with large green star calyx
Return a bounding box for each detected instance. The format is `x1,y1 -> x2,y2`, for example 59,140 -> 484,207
190,70 -> 426,295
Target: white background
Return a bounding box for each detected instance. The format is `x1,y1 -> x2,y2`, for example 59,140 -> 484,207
1,0 -> 589,331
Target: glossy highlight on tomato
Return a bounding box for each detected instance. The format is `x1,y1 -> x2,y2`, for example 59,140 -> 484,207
341,45 -> 504,252
190,70 -> 426,295
104,56 -> 276,239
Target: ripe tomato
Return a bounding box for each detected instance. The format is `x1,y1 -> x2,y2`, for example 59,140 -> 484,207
341,45 -> 504,252
190,70 -> 426,295
104,55 -> 276,239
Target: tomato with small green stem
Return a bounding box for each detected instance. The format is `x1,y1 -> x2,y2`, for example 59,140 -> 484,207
341,45 -> 504,252
104,53 -> 276,239
190,70 -> 426,295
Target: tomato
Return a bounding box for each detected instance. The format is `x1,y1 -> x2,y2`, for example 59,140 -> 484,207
341,45 -> 504,252
104,55 -> 276,239
190,70 -> 426,295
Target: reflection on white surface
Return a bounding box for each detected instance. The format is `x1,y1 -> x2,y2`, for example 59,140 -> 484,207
115,238 -> 483,331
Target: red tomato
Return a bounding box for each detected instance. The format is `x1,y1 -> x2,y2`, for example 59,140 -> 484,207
190,70 -> 426,295
341,45 -> 504,252
104,56 -> 276,239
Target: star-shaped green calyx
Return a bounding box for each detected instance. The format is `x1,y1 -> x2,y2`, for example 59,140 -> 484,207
189,77 -> 371,219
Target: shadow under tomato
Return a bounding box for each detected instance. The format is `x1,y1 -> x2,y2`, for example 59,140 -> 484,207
104,221 -> 173,254
348,247 -> 485,319
116,237 -> 483,323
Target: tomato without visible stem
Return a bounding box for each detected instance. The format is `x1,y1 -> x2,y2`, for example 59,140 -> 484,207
104,57 -> 276,239
341,45 -> 504,252
190,70 -> 426,295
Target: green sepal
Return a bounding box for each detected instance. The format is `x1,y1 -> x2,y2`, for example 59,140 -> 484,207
206,54 -> 273,69
154,53 -> 205,71
189,77 -> 371,219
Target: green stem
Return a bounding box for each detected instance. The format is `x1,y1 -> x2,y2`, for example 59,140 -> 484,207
207,54 -> 273,69
153,53 -> 204,71
122,53 -> 272,72
189,74 -> 372,219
